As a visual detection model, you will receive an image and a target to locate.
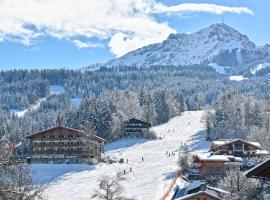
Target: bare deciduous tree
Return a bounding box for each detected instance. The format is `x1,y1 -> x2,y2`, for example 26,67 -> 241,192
0,136 -> 46,200
91,172 -> 135,200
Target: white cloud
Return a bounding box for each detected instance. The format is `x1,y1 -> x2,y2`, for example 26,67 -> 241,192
0,0 -> 253,57
152,3 -> 254,15
72,40 -> 104,49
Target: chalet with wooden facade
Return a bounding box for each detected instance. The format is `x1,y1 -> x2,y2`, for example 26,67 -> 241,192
26,126 -> 105,164
190,153 -> 242,177
211,139 -> 268,158
121,118 -> 151,138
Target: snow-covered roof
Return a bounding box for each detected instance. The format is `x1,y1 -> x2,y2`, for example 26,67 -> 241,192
256,149 -> 269,155
173,179 -> 227,200
195,153 -> 243,162
185,180 -> 204,192
175,191 -> 222,200
212,139 -> 261,149
245,158 -> 270,178
207,186 -> 229,194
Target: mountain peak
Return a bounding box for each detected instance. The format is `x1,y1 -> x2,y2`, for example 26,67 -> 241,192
103,23 -> 268,68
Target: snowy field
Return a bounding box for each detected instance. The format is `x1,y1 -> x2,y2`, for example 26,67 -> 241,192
49,85 -> 65,95
38,111 -> 207,200
209,63 -> 228,74
229,75 -> 247,81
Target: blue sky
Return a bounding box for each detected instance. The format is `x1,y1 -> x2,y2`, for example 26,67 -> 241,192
0,0 -> 268,70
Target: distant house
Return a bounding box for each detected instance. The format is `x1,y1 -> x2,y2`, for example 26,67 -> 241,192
190,153 -> 242,177
211,139 -> 268,158
26,126 -> 105,164
245,158 -> 270,180
121,118 -> 151,138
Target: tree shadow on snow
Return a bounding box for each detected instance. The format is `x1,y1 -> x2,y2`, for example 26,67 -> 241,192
31,164 -> 95,185
185,130 -> 211,152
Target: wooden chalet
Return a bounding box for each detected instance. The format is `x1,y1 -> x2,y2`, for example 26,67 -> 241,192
190,153 -> 242,177
245,158 -> 270,180
26,126 -> 105,164
211,139 -> 268,158
121,118 -> 151,138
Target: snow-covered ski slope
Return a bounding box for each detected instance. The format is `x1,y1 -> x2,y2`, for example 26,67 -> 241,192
43,111 -> 207,200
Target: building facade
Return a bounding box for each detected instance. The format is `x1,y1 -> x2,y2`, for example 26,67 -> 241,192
121,118 -> 151,138
26,126 -> 105,164
190,153 -> 242,177
211,139 -> 268,158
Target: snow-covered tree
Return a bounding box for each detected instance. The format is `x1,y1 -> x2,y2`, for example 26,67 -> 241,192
218,169 -> 263,200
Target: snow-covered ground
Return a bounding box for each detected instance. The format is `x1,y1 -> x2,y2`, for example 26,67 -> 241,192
31,164 -> 92,185
11,85 -> 65,117
70,97 -> 81,108
209,63 -> 227,74
229,75 -> 247,81
49,85 -> 65,95
250,63 -> 270,75
39,111 -> 207,200
10,108 -> 29,118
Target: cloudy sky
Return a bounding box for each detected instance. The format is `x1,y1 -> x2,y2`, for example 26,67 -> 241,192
0,0 -> 267,70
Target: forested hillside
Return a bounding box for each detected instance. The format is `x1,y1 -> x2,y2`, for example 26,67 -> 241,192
1,65 -> 270,147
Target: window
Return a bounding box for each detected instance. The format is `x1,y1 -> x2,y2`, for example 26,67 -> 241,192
234,143 -> 242,150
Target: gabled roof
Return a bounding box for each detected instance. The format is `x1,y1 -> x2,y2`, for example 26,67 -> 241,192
245,158 -> 270,179
212,139 -> 262,149
25,126 -> 105,142
176,191 -> 223,200
173,178 -> 227,200
194,153 -> 243,162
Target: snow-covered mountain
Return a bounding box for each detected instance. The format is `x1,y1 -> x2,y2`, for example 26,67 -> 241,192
102,23 -> 270,68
